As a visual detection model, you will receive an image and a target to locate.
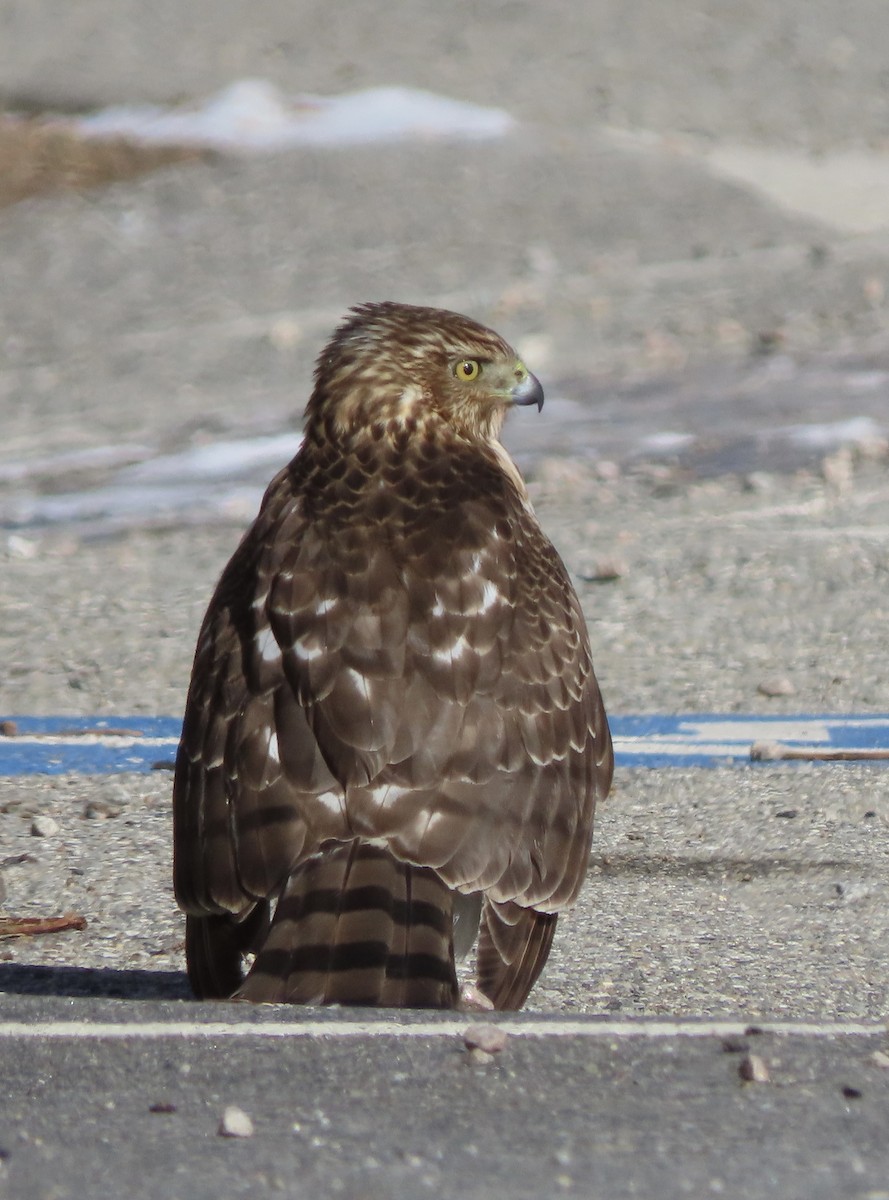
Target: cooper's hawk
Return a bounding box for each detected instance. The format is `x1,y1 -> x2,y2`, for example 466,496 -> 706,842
173,301 -> 612,1010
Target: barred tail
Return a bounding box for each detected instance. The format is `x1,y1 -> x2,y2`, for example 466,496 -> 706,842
234,841 -> 460,1008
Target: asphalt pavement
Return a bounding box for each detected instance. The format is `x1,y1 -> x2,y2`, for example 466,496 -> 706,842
3,999 -> 889,1200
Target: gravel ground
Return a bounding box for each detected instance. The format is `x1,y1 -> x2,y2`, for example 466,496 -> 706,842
2,459 -> 889,1019
2,0 -> 889,1026
2,757 -> 887,1020
3,455 -> 889,719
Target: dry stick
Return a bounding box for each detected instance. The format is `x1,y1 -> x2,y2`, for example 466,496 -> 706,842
750,741 -> 889,763
0,914 -> 87,939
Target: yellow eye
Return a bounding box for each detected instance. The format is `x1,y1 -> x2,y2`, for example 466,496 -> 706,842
454,359 -> 481,382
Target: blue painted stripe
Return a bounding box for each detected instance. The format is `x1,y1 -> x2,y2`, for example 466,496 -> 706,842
1,714 -> 888,776
0,717 -> 180,776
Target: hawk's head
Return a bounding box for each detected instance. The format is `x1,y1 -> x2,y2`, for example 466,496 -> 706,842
306,301 -> 543,442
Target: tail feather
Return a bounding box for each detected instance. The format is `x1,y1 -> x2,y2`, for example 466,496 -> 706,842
234,841 -> 460,1008
475,899 -> 557,1011
185,903 -> 270,999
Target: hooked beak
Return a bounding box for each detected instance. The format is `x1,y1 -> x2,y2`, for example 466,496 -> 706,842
511,370 -> 544,412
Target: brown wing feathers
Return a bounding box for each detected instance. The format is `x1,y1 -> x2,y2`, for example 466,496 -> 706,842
476,900 -> 559,1012
172,302 -> 613,1009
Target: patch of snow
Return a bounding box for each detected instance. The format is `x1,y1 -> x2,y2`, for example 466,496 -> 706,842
783,416 -> 882,449
1,433 -> 302,533
0,444 -> 152,483
119,433 -> 301,483
638,431 -> 696,453
72,80 -> 515,152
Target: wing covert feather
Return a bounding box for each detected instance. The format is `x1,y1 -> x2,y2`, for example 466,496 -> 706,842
174,423 -> 612,926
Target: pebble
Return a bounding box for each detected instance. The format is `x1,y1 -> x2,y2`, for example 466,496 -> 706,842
757,676 -> 796,697
465,1022 -> 506,1051
594,460 -> 621,482
30,815 -> 59,838
835,882 -> 872,904
83,800 -> 123,820
218,1106 -> 254,1138
463,1023 -> 509,1055
743,471 -> 775,494
822,447 -> 854,492
738,1053 -> 770,1083
6,535 -> 38,560
466,1047 -> 496,1066
870,1050 -> 889,1070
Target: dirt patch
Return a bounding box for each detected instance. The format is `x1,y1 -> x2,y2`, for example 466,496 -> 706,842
0,116 -> 203,207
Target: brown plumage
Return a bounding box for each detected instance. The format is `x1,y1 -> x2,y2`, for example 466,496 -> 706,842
173,301 -> 612,1010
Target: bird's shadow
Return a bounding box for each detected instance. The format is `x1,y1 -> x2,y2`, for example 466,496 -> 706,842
0,962 -> 191,1000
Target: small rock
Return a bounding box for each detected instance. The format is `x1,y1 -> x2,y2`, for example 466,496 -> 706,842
822,446 -> 854,492
6,535 -> 37,560
1,853 -> 37,868
757,676 -> 795,698
463,1023 -> 509,1054
0,721 -> 17,737
742,471 -> 775,494
594,460 -> 620,483
835,882 -> 872,904
842,1085 -> 863,1099
218,1106 -> 254,1138
148,1102 -> 177,1114
870,1050 -> 889,1070
775,809 -> 798,820
30,816 -> 59,838
83,800 -> 122,820
739,1053 -> 770,1083
466,1047 -> 496,1066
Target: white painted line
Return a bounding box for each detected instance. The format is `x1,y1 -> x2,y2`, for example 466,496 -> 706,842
4,736 -> 176,747
0,1018 -> 884,1041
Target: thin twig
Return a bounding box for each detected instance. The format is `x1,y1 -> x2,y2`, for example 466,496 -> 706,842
751,741 -> 889,763
0,913 -> 88,939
